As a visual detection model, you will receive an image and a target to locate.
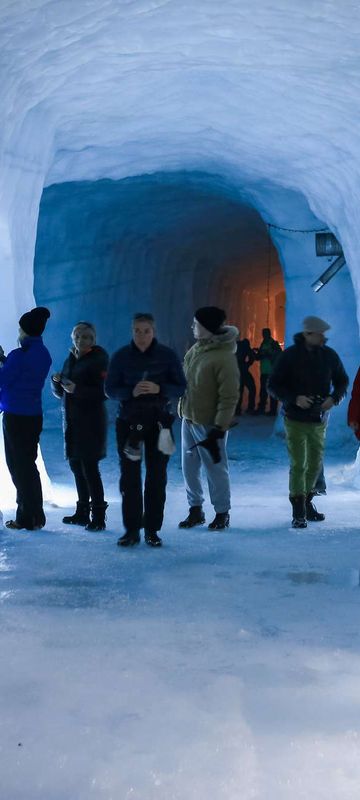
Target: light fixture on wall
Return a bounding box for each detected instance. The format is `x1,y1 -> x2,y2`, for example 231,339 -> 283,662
311,233 -> 346,292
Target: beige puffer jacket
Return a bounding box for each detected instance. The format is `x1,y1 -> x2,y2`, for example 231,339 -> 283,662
178,325 -> 239,430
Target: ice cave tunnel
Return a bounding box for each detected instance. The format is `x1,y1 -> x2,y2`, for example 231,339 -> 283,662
1,0 -> 360,448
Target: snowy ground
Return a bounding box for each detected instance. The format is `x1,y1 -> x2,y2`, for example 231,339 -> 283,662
1,417 -> 360,800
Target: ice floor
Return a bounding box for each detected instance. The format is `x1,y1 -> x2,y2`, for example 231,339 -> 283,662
1,417 -> 360,800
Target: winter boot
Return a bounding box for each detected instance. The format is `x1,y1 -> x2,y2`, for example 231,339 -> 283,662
290,495 -> 307,528
5,520 -> 24,530
117,531 -> 141,547
178,506 -> 205,529
63,501 -> 90,526
144,531 -> 163,547
306,493 -> 325,522
208,512 -> 230,531
85,502 -> 108,531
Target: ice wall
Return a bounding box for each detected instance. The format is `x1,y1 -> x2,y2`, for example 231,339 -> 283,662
1,1 -> 360,435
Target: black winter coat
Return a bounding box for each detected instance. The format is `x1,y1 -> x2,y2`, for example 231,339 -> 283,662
105,339 -> 186,423
268,333 -> 349,423
236,339 -> 255,376
52,346 -> 109,460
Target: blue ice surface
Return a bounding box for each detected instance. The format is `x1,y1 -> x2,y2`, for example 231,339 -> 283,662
1,418 -> 360,799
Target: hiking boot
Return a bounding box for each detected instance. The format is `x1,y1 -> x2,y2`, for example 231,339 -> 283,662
306,494 -> 325,522
5,520 -> 24,530
145,531 -> 163,547
85,502 -> 108,531
290,495 -> 307,528
63,501 -> 90,526
208,512 -> 230,530
117,531 -> 141,547
178,506 -> 205,529
6,519 -> 44,531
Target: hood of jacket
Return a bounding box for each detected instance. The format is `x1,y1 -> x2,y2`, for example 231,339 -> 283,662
195,325 -> 239,354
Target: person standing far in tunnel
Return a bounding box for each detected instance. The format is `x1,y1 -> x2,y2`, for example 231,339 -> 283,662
52,322 -> 109,531
178,307 -> 239,531
235,335 -> 256,414
347,363 -> 360,441
0,307 -> 52,530
268,316 -> 348,529
105,313 -> 186,548
253,327 -> 282,415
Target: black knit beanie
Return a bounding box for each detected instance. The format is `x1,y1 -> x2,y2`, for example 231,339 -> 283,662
19,307 -> 50,337
194,306 -> 226,334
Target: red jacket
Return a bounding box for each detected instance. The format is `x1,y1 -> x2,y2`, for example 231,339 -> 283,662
348,368 -> 360,440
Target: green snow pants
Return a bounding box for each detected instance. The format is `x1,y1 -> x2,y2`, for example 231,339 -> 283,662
284,419 -> 326,497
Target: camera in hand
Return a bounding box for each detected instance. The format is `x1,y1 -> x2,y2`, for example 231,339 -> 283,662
309,394 -> 325,419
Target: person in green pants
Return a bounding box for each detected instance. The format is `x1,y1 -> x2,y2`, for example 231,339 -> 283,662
268,316 -> 348,528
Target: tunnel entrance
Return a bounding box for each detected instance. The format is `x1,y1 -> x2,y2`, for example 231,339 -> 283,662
34,171 -> 285,412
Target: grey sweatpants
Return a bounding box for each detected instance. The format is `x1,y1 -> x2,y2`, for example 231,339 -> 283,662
181,419 -> 231,512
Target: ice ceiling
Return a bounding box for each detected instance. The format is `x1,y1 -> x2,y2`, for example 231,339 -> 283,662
1,0 -> 360,430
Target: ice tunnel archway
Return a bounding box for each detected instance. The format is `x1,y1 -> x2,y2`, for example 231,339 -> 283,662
32,168 -> 358,443
34,172 -> 286,369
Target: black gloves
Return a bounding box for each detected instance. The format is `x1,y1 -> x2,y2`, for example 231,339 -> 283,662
207,426 -> 225,440
186,427 -> 227,464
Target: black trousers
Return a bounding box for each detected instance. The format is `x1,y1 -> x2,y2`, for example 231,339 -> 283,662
238,371 -> 256,411
3,412 -> 45,528
116,419 -> 169,534
259,374 -> 278,414
69,458 -> 105,505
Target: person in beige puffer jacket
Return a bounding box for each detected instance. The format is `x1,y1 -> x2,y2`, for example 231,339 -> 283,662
178,306 -> 239,531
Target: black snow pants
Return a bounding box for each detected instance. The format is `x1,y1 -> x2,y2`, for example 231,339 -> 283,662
238,370 -> 256,412
3,411 -> 46,529
69,458 -> 105,505
116,419 -> 169,535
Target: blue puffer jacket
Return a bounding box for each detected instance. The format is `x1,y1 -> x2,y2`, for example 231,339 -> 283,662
0,336 -> 52,416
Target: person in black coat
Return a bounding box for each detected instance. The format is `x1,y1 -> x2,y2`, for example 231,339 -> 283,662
268,316 -> 348,528
52,322 -> 109,531
105,312 -> 186,548
235,337 -> 256,414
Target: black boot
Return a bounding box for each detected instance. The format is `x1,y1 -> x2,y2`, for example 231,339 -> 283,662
290,495 -> 307,528
63,501 -> 90,526
306,494 -> 325,521
85,502 -> 108,531
178,506 -> 205,529
117,531 -> 141,547
208,512 -> 230,530
145,531 -> 162,547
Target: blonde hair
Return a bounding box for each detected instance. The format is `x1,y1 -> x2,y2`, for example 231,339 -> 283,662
72,321 -> 96,343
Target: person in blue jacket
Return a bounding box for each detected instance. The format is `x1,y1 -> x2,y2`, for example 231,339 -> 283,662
0,307 -> 52,530
105,312 -> 186,548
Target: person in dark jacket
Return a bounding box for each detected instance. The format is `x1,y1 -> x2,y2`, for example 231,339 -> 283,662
347,366 -> 360,439
105,312 -> 186,548
52,322 -> 109,531
268,316 -> 348,528
235,336 -> 256,414
0,306 -> 52,530
253,327 -> 282,415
